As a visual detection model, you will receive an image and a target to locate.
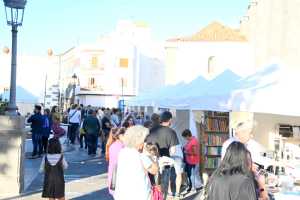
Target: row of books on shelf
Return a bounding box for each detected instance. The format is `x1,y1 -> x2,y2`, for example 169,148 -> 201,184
205,157 -> 221,169
206,111 -> 228,117
205,118 -> 229,132
206,146 -> 222,155
204,134 -> 228,146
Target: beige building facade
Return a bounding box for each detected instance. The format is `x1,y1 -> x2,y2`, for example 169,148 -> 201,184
240,0 -> 300,70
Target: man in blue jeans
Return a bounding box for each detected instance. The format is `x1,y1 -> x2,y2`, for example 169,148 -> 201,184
145,111 -> 179,200
27,105 -> 44,158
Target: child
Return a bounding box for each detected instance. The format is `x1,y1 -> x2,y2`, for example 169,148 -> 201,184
143,143 -> 163,200
40,138 -> 68,200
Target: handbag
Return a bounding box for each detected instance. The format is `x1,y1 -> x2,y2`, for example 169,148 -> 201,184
151,185 -> 163,200
110,164 -> 118,191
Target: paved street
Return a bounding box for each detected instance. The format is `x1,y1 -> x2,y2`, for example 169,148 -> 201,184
1,138 -> 201,200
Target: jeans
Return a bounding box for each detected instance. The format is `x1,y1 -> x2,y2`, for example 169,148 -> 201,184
69,123 -> 79,144
41,135 -> 49,153
80,134 -> 87,148
185,163 -> 196,189
32,133 -> 43,156
87,134 -> 98,155
161,167 -> 172,200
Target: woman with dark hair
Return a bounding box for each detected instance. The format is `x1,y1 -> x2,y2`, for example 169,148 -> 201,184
51,106 -> 59,115
40,138 -> 68,200
205,141 -> 257,200
122,115 -> 135,127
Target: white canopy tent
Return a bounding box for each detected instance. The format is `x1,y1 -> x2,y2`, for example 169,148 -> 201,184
131,64 -> 300,117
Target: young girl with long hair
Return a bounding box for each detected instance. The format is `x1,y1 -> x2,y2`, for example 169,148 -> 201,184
40,138 -> 68,200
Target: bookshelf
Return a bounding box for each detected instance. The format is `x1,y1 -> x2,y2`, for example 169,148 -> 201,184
201,111 -> 229,173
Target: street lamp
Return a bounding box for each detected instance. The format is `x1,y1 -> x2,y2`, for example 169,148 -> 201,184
71,73 -> 77,105
3,0 -> 27,115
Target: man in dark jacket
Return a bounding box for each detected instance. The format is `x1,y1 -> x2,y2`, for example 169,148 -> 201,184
83,109 -> 101,155
145,111 -> 179,199
27,105 -> 44,158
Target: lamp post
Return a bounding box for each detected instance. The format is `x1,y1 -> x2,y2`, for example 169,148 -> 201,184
3,0 -> 27,115
71,73 -> 77,105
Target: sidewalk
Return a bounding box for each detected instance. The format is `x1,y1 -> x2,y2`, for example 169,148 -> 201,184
3,138 -> 113,200
2,138 -> 201,200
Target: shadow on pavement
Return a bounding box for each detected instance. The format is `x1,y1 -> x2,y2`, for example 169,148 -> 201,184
183,192 -> 200,200
1,189 -> 42,200
70,188 -> 113,200
25,156 -> 107,193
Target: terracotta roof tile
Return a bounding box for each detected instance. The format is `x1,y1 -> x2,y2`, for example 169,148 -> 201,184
167,21 -> 247,42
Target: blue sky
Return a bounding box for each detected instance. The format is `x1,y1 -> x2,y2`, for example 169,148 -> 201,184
0,0 -> 249,55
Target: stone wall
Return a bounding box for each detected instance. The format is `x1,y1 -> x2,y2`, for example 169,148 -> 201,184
0,116 -> 26,198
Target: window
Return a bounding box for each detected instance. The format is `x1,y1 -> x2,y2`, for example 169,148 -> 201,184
88,77 -> 96,88
91,56 -> 98,68
119,58 -> 129,68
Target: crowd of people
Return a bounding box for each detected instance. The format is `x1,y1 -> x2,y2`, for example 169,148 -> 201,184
26,104 -> 270,200
107,111 -> 202,200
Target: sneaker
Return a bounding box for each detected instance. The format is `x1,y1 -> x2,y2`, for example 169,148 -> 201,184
29,154 -> 38,159
174,193 -> 183,200
167,192 -> 174,198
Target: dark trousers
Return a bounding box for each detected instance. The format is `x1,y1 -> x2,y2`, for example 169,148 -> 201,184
101,130 -> 109,153
41,136 -> 49,153
161,167 -> 171,200
87,134 -> 98,155
32,133 -> 43,156
80,134 -> 87,148
69,123 -> 79,144
185,163 -> 195,189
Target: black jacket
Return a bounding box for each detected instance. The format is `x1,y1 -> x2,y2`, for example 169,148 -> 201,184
83,115 -> 101,135
27,112 -> 44,134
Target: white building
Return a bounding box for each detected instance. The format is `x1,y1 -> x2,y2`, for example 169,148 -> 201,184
44,84 -> 59,108
0,48 -> 49,114
240,0 -> 300,70
164,22 -> 255,85
59,21 -> 165,108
